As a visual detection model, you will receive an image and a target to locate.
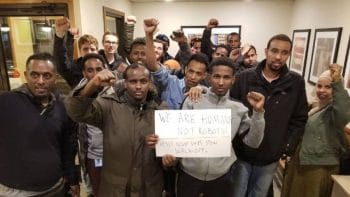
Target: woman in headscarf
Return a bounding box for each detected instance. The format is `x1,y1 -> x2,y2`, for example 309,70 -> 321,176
281,64 -> 350,197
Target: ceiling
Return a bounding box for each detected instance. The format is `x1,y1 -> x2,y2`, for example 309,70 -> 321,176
130,0 -> 293,2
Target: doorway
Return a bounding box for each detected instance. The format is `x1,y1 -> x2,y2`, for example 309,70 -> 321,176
0,3 -> 68,91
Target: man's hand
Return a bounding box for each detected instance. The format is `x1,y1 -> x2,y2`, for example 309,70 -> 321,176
184,86 -> 205,103
241,43 -> 252,56
207,18 -> 219,29
162,154 -> 177,167
90,69 -> 116,87
329,63 -> 342,82
146,134 -> 159,149
69,185 -> 80,197
80,69 -> 116,97
55,17 -> 70,38
229,48 -> 241,62
126,15 -> 136,25
170,30 -> 187,44
247,91 -> 265,112
144,18 -> 159,36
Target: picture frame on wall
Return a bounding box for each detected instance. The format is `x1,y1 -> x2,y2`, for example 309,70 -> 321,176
181,25 -> 241,46
289,29 -> 311,76
308,27 -> 342,84
343,35 -> 350,94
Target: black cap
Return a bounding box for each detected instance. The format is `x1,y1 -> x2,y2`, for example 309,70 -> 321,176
156,34 -> 170,45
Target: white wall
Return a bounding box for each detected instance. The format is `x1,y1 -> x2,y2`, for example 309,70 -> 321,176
289,0 -> 350,96
75,0 -> 132,46
74,0 -> 350,96
131,1 -> 294,57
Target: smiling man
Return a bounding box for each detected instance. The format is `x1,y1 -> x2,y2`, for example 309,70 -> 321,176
98,32 -> 127,76
0,53 -> 79,197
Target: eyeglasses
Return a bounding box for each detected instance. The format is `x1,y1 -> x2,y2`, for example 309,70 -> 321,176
104,40 -> 118,45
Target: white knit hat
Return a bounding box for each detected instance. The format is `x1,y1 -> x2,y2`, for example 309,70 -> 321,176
318,70 -> 332,82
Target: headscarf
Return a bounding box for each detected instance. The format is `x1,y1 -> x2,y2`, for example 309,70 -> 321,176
308,69 -> 333,116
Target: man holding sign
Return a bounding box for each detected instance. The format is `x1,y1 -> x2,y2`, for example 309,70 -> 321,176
148,57 -> 265,197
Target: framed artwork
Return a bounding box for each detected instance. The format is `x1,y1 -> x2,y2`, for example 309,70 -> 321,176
344,35 -> 350,94
308,27 -> 342,84
289,29 -> 311,76
181,25 -> 241,45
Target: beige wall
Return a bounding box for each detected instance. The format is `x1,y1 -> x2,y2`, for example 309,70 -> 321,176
289,0 -> 350,96
75,0 -> 350,96
131,0 -> 294,57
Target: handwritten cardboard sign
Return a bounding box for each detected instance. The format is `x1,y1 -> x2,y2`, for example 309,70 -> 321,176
155,109 -> 231,157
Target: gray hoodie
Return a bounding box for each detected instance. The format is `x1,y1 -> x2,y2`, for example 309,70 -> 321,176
180,88 -> 265,181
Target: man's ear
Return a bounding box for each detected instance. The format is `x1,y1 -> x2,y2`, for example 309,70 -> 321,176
124,80 -> 127,89
24,71 -> 28,81
202,71 -> 208,80
231,75 -> 235,86
82,70 -> 87,78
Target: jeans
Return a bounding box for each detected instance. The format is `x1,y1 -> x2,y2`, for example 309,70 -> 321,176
177,168 -> 234,197
231,159 -> 279,197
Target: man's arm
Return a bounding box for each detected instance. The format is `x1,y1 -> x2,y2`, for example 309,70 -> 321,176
144,18 -> 174,91
285,78 -> 308,156
144,18 -> 161,72
200,18 -> 218,59
64,70 -> 116,128
53,17 -> 76,88
172,31 -> 192,70
237,92 -> 265,148
61,116 -> 80,196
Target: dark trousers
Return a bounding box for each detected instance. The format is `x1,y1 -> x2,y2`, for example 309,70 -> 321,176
87,158 -> 102,197
177,168 -> 234,197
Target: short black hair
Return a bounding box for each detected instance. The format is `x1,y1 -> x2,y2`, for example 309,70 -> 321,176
123,63 -> 151,80
267,34 -> 292,50
227,32 -> 241,41
214,44 -> 231,55
186,53 -> 209,72
129,37 -> 146,54
209,56 -> 235,75
26,52 -> 56,71
190,37 -> 202,47
81,53 -> 106,70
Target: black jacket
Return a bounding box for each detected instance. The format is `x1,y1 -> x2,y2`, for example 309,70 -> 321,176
98,49 -> 125,71
230,60 -> 308,165
0,85 -> 78,191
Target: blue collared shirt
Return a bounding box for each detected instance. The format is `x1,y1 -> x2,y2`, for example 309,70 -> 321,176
152,65 -> 186,109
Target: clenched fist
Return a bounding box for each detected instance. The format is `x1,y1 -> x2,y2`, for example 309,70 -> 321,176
144,18 -> 159,35
247,91 -> 265,112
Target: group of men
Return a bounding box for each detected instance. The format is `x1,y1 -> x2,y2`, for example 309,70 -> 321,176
0,16 -> 308,197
